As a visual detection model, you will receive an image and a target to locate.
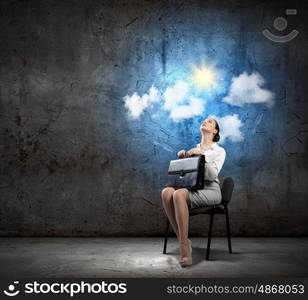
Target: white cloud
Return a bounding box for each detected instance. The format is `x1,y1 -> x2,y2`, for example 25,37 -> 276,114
163,81 -> 188,110
162,80 -> 205,122
123,86 -> 161,119
170,98 -> 204,122
222,72 -> 274,107
208,114 -> 244,144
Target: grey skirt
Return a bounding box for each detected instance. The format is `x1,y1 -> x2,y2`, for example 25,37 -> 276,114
188,181 -> 222,209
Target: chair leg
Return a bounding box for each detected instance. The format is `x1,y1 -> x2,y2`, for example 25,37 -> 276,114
226,209 -> 232,253
163,219 -> 169,254
206,214 -> 214,260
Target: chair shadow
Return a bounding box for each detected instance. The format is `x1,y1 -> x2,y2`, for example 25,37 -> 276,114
164,245 -> 244,266
192,245 -> 244,264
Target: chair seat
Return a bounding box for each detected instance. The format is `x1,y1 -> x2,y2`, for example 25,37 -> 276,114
189,204 -> 226,216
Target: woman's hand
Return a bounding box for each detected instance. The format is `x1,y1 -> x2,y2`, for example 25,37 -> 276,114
186,148 -> 203,157
177,149 -> 186,158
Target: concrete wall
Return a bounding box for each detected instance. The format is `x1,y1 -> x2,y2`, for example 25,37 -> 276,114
0,0 -> 307,236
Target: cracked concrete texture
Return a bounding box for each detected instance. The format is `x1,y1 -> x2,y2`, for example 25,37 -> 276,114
0,0 -> 308,236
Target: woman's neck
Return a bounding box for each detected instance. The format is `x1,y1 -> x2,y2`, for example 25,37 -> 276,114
200,133 -> 214,148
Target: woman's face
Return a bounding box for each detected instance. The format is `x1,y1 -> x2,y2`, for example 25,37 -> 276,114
200,118 -> 217,135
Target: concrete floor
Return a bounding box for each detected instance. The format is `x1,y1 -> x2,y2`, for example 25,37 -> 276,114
0,237 -> 307,278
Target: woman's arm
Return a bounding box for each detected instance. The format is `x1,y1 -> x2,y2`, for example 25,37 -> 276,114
177,149 -> 186,158
204,149 -> 226,181
185,148 -> 203,156
186,144 -> 226,180
185,148 -> 219,180
204,162 -> 219,181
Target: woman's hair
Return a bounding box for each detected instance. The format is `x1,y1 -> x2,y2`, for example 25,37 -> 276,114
213,119 -> 220,142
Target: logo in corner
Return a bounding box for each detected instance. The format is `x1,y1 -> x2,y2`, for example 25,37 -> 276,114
3,281 -> 20,297
262,9 -> 299,43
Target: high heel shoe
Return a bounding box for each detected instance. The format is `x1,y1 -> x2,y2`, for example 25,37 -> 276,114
179,239 -> 192,267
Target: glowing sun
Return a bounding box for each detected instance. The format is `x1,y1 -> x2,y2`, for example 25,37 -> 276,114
191,60 -> 216,89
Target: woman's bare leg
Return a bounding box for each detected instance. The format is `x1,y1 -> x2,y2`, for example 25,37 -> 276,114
173,188 -> 191,260
161,187 -> 180,239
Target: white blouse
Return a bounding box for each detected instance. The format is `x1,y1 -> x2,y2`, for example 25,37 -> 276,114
195,142 -> 226,184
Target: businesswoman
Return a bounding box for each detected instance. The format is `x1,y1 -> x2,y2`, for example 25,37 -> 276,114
161,117 -> 226,267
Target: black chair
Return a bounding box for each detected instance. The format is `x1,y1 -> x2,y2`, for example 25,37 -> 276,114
162,177 -> 234,260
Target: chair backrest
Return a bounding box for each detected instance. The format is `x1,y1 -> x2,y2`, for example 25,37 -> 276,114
220,177 -> 234,206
